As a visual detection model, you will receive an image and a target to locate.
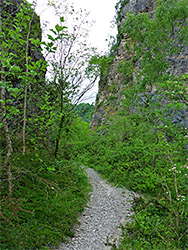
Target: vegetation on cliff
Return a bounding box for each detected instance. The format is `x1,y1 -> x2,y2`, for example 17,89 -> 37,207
0,0 -> 95,249
1,0 -> 187,249
84,0 -> 188,249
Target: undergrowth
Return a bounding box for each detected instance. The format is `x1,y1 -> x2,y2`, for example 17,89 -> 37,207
0,152 -> 91,249
115,195 -> 188,250
81,105 -> 188,249
79,0 -> 188,248
78,80 -> 188,249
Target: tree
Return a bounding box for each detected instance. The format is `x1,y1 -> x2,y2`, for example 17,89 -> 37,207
41,1 -> 98,157
122,0 -> 188,90
0,0 -> 47,194
74,103 -> 95,123
0,1 -> 96,248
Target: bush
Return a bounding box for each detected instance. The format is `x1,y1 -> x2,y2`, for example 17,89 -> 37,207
83,79 -> 188,249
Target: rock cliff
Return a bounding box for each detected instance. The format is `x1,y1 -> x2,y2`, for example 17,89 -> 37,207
91,0 -> 188,128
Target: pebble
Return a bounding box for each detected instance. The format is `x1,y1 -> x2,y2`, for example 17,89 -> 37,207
53,167 -> 138,250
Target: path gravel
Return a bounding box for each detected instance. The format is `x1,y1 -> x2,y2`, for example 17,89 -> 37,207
55,167 -> 137,250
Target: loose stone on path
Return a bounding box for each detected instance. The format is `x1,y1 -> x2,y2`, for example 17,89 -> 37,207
54,167 -> 138,250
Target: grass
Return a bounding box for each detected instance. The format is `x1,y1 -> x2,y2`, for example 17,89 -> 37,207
0,152 -> 91,250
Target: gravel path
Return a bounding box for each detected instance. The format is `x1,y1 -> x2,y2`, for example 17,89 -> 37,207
55,167 -> 137,250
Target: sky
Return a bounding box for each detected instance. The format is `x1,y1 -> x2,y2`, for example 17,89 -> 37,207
33,0 -> 117,51
28,0 -> 118,103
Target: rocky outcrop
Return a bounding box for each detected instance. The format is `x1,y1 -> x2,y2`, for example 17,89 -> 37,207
91,0 -> 188,128
119,0 -> 156,22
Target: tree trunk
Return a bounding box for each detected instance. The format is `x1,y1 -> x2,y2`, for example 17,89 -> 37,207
54,115 -> 64,158
23,7 -> 35,155
23,84 -> 27,155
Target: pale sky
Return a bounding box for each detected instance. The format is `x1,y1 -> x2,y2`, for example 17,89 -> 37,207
28,0 -> 118,103
33,0 -> 117,51
72,0 -> 117,51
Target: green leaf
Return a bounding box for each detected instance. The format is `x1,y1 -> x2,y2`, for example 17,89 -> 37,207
29,38 -> 41,46
50,29 -> 57,35
0,81 -> 6,87
60,16 -> 65,22
55,24 -> 66,32
9,106 -> 20,114
47,42 -> 53,48
0,99 -> 5,105
47,34 -> 55,41
41,41 -> 48,46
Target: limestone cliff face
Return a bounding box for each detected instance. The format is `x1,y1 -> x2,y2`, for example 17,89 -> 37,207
91,0 -> 188,128
119,0 -> 156,20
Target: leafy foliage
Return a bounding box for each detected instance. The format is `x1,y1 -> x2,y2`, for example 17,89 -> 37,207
1,0 -> 188,249
1,154 -> 91,249
85,83 -> 188,250
0,1 -> 94,249
81,0 -> 188,249
74,103 -> 94,123
88,55 -> 114,88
